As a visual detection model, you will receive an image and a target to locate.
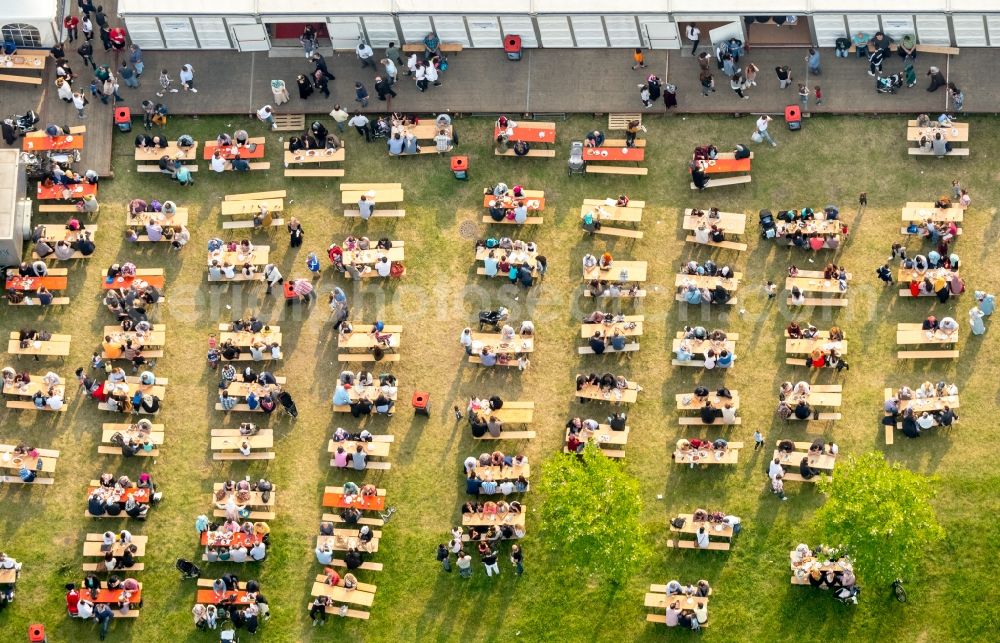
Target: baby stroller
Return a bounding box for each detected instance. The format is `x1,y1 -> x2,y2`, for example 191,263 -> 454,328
876,73 -> 903,94
175,558 -> 201,579
277,391 -> 298,418
758,209 -> 777,239
478,306 -> 509,331
567,141 -> 585,176
833,585 -> 861,605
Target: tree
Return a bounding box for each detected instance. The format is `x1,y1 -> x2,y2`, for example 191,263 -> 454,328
536,443 -> 648,586
815,451 -> 944,586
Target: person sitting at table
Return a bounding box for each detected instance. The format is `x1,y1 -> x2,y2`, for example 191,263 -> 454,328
158,155 -> 177,178
799,456 -> 819,480
793,399 -> 812,420
938,316 -> 959,338
598,252 -> 613,269
387,132 -> 405,155
230,154 -> 250,172
584,130 -> 605,147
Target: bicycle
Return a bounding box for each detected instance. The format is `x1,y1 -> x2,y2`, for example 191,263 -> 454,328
891,578 -> 907,603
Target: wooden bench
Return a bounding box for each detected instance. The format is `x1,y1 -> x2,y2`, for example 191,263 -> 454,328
780,472 -> 827,483
592,226 -> 643,239
678,417 -> 741,426
222,161 -> 270,171
345,209 -> 406,218
666,539 -> 731,551
608,114 -> 640,130
222,218 -> 285,231
285,168 -> 345,178
495,148 -> 557,159
684,235 -> 748,252
897,349 -> 959,359
210,428 -> 274,460
321,512 -> 384,527
402,42 -> 463,54
5,399 -> 67,412
908,147 -> 970,158
586,289 -> 646,298
784,412 -> 842,421
327,558 -> 383,572
585,165 -> 648,176
601,139 -> 646,148
225,190 -> 286,201
787,297 -> 849,307
692,175 -> 751,190
480,215 -> 544,225
577,343 -> 640,356
273,114 -> 305,131
136,164 -> 198,174
476,430 -> 537,440
37,204 -> 82,213
675,294 -> 737,306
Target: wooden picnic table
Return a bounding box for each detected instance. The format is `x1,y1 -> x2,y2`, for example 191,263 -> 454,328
23,134 -> 84,152
583,261 -> 647,283
674,446 -> 739,465
894,394 -> 960,413
7,335 -> 71,357
101,423 -> 165,445
572,424 -> 629,447
322,492 -> 385,511
0,569 -> 16,583
207,246 -> 270,267
675,273 -> 742,290
87,485 -> 150,503
475,462 -> 530,480
338,326 -> 401,350
196,589 -> 254,605
36,182 -> 96,200
203,141 -> 266,160
127,208 -> 188,228
645,592 -> 709,611
901,206 -> 963,222
0,445 -> 58,473
579,204 -> 643,223
310,581 -> 376,607
82,538 -> 147,558
210,431 -> 274,454
786,338 -> 848,355
327,440 -> 391,459
676,392 -> 740,411
774,449 -> 836,471
3,375 -> 64,397
583,146 -> 645,162
342,246 -> 405,266
285,148 -> 345,164
702,158 -> 750,174
907,126 -> 969,143
220,199 -> 283,216
341,188 -> 405,205
90,587 -> 142,605
897,324 -> 959,345
682,209 -> 747,234
104,329 -> 166,348
671,337 -> 736,356
494,121 -> 555,144
462,510 -> 526,528
134,143 -> 198,162
201,530 -> 260,548
475,246 -> 539,270
582,317 -> 644,339
670,514 -> 734,538
576,382 -> 639,404
102,275 -> 166,290
775,219 -> 840,235
786,276 -> 849,295
4,275 -> 68,291
482,192 -> 545,210
471,333 -> 534,354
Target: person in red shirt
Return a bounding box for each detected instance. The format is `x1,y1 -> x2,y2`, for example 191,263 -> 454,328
109,27 -> 126,52
566,433 -> 583,454
64,16 -> 80,42
65,583 -> 80,615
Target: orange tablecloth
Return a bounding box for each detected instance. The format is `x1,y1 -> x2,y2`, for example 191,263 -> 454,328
5,276 -> 68,291
90,587 -> 142,605
23,135 -> 84,152
584,147 -> 645,162
101,275 -> 166,290
322,493 -> 385,511
201,530 -> 260,548
88,486 -> 150,503
482,194 -> 546,210
494,123 -> 555,144
196,589 -> 252,605
36,183 -> 97,200
203,143 -> 266,160
702,158 -> 750,174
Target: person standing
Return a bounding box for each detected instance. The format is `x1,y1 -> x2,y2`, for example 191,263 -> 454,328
805,48 -> 821,75
179,64 -> 196,92
481,547 -> 500,577
356,41 -> 376,69
948,82 -> 964,112
296,74 -> 313,100
94,5 -> 107,30
686,24 -> 701,55
354,81 -> 369,107
256,104 -> 276,129
774,65 -> 792,89
755,114 -> 777,147
868,48 -> 884,77
312,53 -> 335,81
663,82 -> 678,109
119,62 -> 138,88
81,15 -> 94,41
64,15 -> 80,42
329,104 -> 349,132
374,76 -> 396,101
300,25 -> 317,59
129,44 -> 144,77
639,84 -> 652,108
99,24 -> 112,51
381,58 -> 397,83
348,113 -> 371,141
385,41 -> 403,66
797,83 -> 809,111
313,68 -> 330,98
646,74 -> 662,103
510,544 -> 523,575
631,48 -> 647,70
814,85 -> 822,107
414,63 -> 428,92
287,217 -> 304,247
456,552 -> 473,578
731,72 -> 749,100
78,40 -> 95,70
72,91 -> 87,118
699,69 -> 715,97
436,544 -> 451,572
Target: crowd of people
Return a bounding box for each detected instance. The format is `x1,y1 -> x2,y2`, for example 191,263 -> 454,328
775,380 -> 820,421
198,517 -> 269,564
677,260 -> 735,306
660,578 -> 712,629
86,472 -> 159,518
790,544 -> 859,603
574,372 -> 637,403
884,381 -> 960,438
682,386 -> 738,425
786,322 -> 848,371
31,218 -> 97,262
125,198 -> 190,248
463,451 -> 529,494
193,574 -> 269,634
565,413 -> 627,453
208,238 -> 259,281
674,326 -> 734,368
2,368 -> 65,411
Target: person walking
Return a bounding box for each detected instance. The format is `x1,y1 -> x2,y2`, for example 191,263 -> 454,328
414,63 -> 428,92
731,72 -> 749,100
774,65 -> 792,89
78,40 -> 95,70
99,24 -> 112,51
814,85 -> 822,107
179,64 -> 197,92
81,15 -> 94,41
300,25 -> 317,59
354,81 -> 369,107
631,48 -> 647,70
381,58 -> 398,83
312,53 -> 335,81
348,113 -> 371,142
356,41 -> 376,69
72,91 -> 87,118
313,68 -> 330,98
868,48 -> 884,77
374,76 -> 396,101
436,544 -> 451,572
699,69 -> 715,96
686,23 -> 701,55
755,114 -> 777,147
64,15 -> 79,41
129,44 -> 144,77
119,61 -> 138,88
805,48 -> 821,75
948,82 -> 965,112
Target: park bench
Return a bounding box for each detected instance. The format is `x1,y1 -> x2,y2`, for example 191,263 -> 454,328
896,322 -> 959,359
691,175 -> 751,190
210,428 -> 275,460
563,425 -> 627,458
31,225 -> 98,260
98,422 -> 165,457
0,444 -> 58,483
7,332 -> 71,358
327,439 -> 393,470
402,42 -> 463,54
674,441 -> 744,465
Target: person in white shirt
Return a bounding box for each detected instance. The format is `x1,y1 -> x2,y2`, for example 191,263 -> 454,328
329,105 -> 349,133
425,63 -> 440,87
229,546 -> 248,563
356,42 -> 375,68
415,64 -> 427,92
916,412 -> 936,430
694,223 -> 711,244
406,53 -> 418,76
249,541 -> 266,561
375,257 -> 392,277
695,526 -> 711,548
256,105 -> 275,129
381,58 -> 397,82
222,263 -> 236,279
460,328 -> 473,355
434,130 -> 452,152
210,151 -> 226,173
358,196 -> 375,220
768,458 -> 785,480
755,115 -> 776,147
720,404 -> 737,424
686,24 -> 701,55
77,599 -> 95,619
179,64 -> 197,92
315,543 -> 333,564
262,263 -> 282,294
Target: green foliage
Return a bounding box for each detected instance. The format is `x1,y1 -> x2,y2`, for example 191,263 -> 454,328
816,451 -> 945,586
536,443 -> 648,586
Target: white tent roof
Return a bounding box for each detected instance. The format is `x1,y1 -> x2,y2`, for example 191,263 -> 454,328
118,0 -> 255,15
0,0 -> 58,21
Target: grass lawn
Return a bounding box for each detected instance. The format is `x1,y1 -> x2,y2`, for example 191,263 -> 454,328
1,111 -> 998,642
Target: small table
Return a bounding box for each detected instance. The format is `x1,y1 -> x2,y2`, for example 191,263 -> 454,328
494,122 -> 555,144
36,183 -> 96,200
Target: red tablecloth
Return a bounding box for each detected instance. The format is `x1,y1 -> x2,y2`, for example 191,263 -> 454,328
36,183 -> 97,200
702,158 -> 751,174
201,530 -> 260,548
87,486 -> 150,503
90,587 -> 142,605
322,493 -> 384,511
5,276 -> 67,291
196,589 -> 252,605
494,124 -> 555,144
23,135 -> 84,151
203,143 -> 266,160
482,193 -> 546,210
101,275 -> 166,290
584,147 -> 645,162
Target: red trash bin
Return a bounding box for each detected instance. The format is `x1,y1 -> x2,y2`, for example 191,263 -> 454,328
450,155 -> 468,180
784,104 -> 801,131
504,35 -> 522,61
28,624 -> 47,642
114,106 -> 131,133
411,391 -> 430,416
